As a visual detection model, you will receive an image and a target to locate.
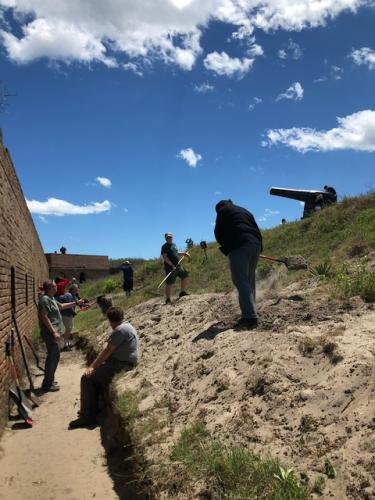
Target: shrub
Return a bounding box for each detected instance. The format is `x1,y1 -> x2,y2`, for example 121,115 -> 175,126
311,261 -> 334,279
335,262 -> 375,302
103,278 -> 118,294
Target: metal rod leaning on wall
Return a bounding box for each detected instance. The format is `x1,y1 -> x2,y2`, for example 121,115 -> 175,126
11,311 -> 40,406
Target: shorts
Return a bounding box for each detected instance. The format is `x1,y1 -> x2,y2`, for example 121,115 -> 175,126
62,315 -> 73,331
165,266 -> 189,285
123,280 -> 133,292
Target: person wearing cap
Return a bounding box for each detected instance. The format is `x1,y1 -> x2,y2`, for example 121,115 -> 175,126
119,260 -> 134,296
214,200 -> 262,330
161,232 -> 190,304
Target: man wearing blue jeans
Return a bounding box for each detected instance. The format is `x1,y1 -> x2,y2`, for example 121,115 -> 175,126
214,200 -> 262,330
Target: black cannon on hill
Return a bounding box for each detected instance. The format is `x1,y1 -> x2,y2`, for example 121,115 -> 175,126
270,186 -> 337,219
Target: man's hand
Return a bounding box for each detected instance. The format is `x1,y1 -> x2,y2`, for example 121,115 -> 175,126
83,367 -> 94,377
53,331 -> 60,340
76,299 -> 85,306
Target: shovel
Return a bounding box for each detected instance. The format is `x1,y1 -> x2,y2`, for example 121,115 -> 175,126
260,254 -> 308,271
6,334 -> 33,427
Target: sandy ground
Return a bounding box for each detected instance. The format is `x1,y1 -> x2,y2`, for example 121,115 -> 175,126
102,274 -> 375,499
0,350 -> 122,500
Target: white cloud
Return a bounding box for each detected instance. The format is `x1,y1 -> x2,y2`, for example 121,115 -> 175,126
278,38 -> 302,60
0,1 -> 366,71
194,82 -> 214,93
123,207 -> 129,212
38,215 -> 48,224
177,147 -> 202,168
276,81 -> 304,101
95,176 -> 112,188
214,191 -> 222,195
248,96 -> 262,111
259,208 -> 280,222
204,51 -> 254,78
27,198 -> 111,216
123,62 -> 143,76
263,109 -> 375,153
350,47 -> 375,70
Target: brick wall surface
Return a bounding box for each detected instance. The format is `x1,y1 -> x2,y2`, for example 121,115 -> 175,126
0,134 -> 49,428
45,253 -> 109,281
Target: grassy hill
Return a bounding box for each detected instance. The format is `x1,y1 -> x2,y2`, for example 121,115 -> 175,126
76,192 -> 375,335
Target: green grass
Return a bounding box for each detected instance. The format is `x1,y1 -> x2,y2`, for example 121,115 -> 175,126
170,423 -> 309,499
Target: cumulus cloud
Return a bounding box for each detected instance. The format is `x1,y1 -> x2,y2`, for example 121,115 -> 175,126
350,47 -> 375,70
194,82 -> 214,93
278,38 -> 302,60
204,51 -> 254,78
263,109 -> 375,153
259,208 -> 280,222
27,198 -> 111,216
0,1 -> 363,71
276,82 -> 304,101
95,176 -> 112,188
177,147 -> 202,167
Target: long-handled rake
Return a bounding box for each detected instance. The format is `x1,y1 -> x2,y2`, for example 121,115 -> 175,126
157,255 -> 186,289
260,254 -> 308,271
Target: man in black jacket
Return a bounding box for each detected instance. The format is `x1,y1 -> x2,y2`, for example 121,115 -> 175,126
214,200 -> 262,329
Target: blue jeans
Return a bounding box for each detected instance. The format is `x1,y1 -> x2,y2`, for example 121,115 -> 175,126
228,241 -> 260,319
41,332 -> 60,390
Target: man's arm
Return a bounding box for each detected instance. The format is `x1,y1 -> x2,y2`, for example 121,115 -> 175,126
162,252 -> 176,268
83,343 -> 116,377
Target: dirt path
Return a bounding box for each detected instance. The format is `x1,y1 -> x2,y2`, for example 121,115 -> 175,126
0,350 -> 122,500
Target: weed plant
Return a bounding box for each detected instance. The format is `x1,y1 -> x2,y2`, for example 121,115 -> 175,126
170,423 -> 309,499
334,262 -> 375,302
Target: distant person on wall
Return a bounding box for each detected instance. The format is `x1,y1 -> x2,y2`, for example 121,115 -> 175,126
68,306 -> 139,429
161,232 -> 190,304
79,272 -> 86,284
60,246 -> 67,254
38,280 -> 84,392
214,199 -> 262,330
324,185 -> 337,203
119,261 -> 134,297
57,284 -> 80,351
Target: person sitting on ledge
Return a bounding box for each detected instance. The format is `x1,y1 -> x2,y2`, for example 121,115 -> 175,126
68,306 -> 139,429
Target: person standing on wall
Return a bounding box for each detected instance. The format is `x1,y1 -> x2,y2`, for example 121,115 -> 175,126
161,232 -> 190,304
214,199 -> 262,330
119,261 -> 134,297
38,280 -> 84,392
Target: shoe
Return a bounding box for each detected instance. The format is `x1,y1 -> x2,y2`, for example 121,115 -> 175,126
179,291 -> 189,298
68,417 -> 97,430
234,318 -> 258,330
165,298 -> 172,304
62,345 -> 72,352
41,384 -> 60,392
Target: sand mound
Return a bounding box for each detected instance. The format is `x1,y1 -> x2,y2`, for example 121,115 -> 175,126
99,278 -> 375,498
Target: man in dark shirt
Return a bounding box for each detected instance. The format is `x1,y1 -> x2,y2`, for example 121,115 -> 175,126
214,200 -> 262,329
119,260 -> 134,296
161,232 -> 190,304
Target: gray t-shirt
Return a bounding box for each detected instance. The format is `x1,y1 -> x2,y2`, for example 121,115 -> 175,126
38,295 -> 62,336
107,322 -> 139,366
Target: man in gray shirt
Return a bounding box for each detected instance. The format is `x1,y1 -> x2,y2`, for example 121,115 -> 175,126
69,306 -> 139,429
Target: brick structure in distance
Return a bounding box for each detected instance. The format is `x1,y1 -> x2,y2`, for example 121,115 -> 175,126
45,253 -> 109,282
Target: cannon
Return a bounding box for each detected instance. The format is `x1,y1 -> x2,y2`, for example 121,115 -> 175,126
270,186 -> 337,219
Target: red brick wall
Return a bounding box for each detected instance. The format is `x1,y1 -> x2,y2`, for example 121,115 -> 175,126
0,133 -> 49,428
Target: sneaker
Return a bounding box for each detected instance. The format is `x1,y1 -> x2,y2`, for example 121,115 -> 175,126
179,291 -> 189,298
68,417 -> 97,430
41,384 -> 60,392
165,298 -> 172,305
234,318 -> 258,331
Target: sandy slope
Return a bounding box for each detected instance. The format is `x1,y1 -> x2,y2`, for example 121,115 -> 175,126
0,351 -> 119,500
109,276 -> 375,499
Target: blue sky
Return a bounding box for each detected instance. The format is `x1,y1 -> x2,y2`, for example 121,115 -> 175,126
0,1 -> 374,259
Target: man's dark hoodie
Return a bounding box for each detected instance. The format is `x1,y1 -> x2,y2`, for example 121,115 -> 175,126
214,200 -> 262,256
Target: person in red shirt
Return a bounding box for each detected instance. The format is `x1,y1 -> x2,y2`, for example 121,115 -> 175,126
55,274 -> 70,296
